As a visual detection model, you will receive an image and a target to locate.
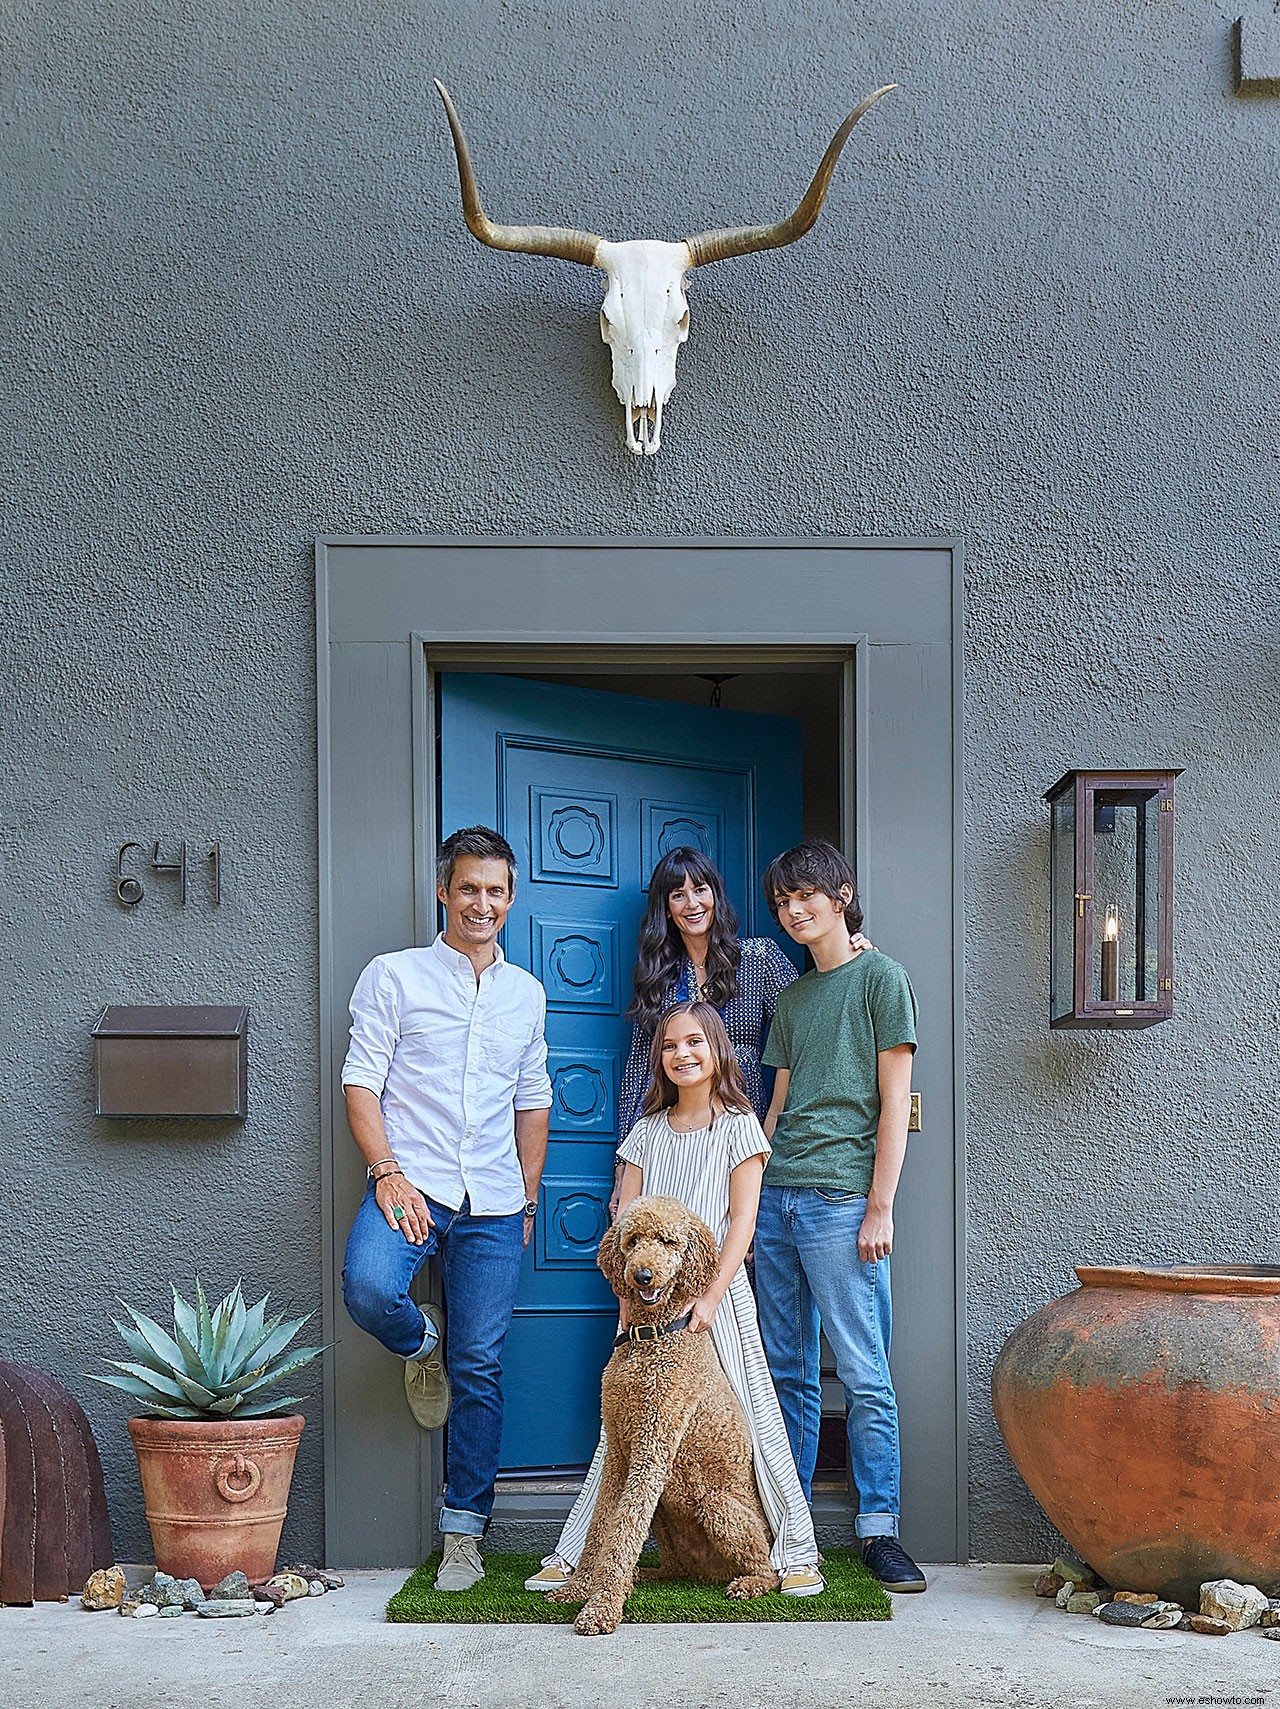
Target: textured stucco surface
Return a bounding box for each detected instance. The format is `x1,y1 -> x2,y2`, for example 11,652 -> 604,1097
2,0 -> 1279,1563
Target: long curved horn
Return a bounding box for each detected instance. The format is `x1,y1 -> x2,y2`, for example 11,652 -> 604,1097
434,80 -> 604,267
683,85 -> 896,268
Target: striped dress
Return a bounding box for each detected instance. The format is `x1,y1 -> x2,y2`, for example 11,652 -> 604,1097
550,1106 -> 819,1575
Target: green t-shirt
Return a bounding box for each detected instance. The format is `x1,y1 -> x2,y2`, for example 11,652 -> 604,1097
762,950 -> 918,1194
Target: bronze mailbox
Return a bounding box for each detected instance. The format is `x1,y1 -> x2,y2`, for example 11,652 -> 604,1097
92,1005 -> 249,1118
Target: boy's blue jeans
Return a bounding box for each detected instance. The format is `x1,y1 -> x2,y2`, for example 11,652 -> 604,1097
341,1184 -> 525,1536
754,1184 -> 900,1539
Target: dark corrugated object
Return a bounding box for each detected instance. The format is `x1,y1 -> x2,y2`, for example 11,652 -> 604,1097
0,1361 -> 113,1603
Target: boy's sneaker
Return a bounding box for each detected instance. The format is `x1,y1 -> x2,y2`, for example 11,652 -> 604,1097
404,1304 -> 450,1429
779,1563 -> 826,1597
523,1555 -> 573,1591
435,1535 -> 484,1592
861,1536 -> 927,1592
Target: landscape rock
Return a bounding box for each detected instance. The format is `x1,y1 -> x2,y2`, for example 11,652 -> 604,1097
81,1566 -> 127,1611
158,1605 -> 186,1618
209,1570 -> 252,1602
307,1580 -> 326,1596
196,1599 -> 259,1618
142,1572 -> 187,1609
1200,1579 -> 1267,1631
1114,1591 -> 1158,1604
1055,1581 -> 1076,1608
177,1578 -> 205,1609
1066,1591 -> 1102,1614
1053,1555 -> 1095,1588
1189,1615 -> 1231,1636
1262,1628 -> 1280,1641
1261,1609 -> 1280,1627
1034,1572 -> 1064,1597
1140,1603 -> 1183,1629
252,1584 -> 287,1609
131,1603 -> 159,1619
265,1572 -> 310,1601
1096,1602 -> 1149,1627
119,1598 -> 142,1618
315,1572 -> 345,1590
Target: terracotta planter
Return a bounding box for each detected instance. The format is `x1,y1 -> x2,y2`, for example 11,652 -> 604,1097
128,1414 -> 304,1589
992,1266 -> 1280,1605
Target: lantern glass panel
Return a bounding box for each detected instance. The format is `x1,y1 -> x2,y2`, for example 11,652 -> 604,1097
1049,790 -> 1076,1020
1090,791 -> 1162,1006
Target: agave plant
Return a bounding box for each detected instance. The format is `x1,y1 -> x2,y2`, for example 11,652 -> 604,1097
90,1281 -> 323,1420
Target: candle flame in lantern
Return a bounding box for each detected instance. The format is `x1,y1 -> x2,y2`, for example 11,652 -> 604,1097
1104,903 -> 1120,941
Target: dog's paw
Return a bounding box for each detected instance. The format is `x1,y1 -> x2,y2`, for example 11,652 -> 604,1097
726,1572 -> 779,1599
574,1600 -> 622,1636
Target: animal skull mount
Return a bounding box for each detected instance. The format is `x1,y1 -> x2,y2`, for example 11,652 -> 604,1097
434,80 -> 895,456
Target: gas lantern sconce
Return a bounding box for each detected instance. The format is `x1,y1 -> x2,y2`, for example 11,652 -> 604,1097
1043,769 -> 1182,1029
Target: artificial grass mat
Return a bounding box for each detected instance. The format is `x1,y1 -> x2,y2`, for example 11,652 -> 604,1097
386,1549 -> 891,1624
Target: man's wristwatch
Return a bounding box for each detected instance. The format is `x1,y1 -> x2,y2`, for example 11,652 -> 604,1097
523,1199 -> 538,1218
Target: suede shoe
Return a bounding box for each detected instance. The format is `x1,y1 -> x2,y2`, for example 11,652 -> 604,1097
523,1555 -> 573,1591
861,1536 -> 927,1592
404,1304 -> 449,1430
434,1535 -> 484,1592
779,1563 -> 826,1597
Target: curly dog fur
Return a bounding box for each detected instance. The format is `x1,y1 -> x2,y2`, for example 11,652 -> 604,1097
546,1193 -> 778,1635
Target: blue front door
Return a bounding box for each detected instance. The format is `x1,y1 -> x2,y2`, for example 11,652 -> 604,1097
440,673 -> 802,1469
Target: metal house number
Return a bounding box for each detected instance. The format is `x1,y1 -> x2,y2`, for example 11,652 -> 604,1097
115,841 -> 223,908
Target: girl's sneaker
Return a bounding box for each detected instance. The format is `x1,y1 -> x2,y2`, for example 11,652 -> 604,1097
780,1563 -> 826,1596
524,1555 -> 573,1591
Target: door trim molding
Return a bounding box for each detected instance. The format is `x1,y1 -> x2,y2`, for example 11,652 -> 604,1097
317,537 -> 966,1564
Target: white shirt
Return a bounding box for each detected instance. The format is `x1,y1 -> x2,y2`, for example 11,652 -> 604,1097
341,933 -> 553,1215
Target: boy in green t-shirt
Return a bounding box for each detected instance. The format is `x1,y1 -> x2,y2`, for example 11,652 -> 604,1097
757,839 -> 926,1593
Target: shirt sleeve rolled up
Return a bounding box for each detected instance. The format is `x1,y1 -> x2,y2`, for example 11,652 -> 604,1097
514,991 -> 554,1110
341,959 -> 400,1096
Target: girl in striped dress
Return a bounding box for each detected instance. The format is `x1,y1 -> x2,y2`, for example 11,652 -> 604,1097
526,1000 -> 825,1598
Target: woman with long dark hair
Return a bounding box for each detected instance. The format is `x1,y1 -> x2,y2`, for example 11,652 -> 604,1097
611,846 -> 867,1212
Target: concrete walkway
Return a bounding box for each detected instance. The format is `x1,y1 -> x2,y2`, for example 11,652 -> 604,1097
6,1565 -> 1277,1709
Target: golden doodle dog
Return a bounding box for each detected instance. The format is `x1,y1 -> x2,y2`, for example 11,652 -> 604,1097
547,1193 -> 778,1635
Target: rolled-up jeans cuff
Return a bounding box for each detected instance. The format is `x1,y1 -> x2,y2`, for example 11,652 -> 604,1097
440,1506 -> 486,1539
855,1514 -> 898,1539
405,1316 -> 438,1362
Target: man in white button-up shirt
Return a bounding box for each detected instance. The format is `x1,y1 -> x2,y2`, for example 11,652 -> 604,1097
341,826 -> 552,1592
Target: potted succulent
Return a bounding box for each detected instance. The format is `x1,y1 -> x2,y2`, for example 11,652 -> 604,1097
91,1281 -> 322,1588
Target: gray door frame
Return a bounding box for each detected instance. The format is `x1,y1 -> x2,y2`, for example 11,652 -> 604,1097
316,536 -> 966,1567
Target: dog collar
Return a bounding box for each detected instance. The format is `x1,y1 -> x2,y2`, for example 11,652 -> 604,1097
613,1311 -> 693,1349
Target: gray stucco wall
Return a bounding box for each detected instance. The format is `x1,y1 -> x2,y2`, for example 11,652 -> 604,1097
3,0 -> 1277,1563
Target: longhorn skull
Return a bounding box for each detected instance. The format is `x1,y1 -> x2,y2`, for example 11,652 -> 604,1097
434,80 -> 894,455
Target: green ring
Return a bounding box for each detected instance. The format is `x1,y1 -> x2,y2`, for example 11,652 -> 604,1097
392,1205 -> 406,1220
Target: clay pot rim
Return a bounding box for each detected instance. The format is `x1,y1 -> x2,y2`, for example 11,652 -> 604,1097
128,1413 -> 305,1440
1075,1264 -> 1280,1296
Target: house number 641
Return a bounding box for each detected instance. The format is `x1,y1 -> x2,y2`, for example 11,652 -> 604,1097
116,841 -> 223,907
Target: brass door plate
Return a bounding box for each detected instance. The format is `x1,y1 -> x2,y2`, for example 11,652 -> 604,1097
909,1092 -> 922,1132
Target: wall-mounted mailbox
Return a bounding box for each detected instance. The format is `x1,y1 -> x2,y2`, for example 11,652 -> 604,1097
92,1005 -> 248,1118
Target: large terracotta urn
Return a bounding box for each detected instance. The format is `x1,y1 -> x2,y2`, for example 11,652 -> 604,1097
992,1266 -> 1280,1606
128,1415 -> 304,1588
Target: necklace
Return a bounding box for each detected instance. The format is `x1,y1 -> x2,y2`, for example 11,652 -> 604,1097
668,1101 -> 714,1133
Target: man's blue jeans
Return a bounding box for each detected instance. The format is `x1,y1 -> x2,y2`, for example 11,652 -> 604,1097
342,1185 -> 525,1537
754,1185 -> 900,1539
